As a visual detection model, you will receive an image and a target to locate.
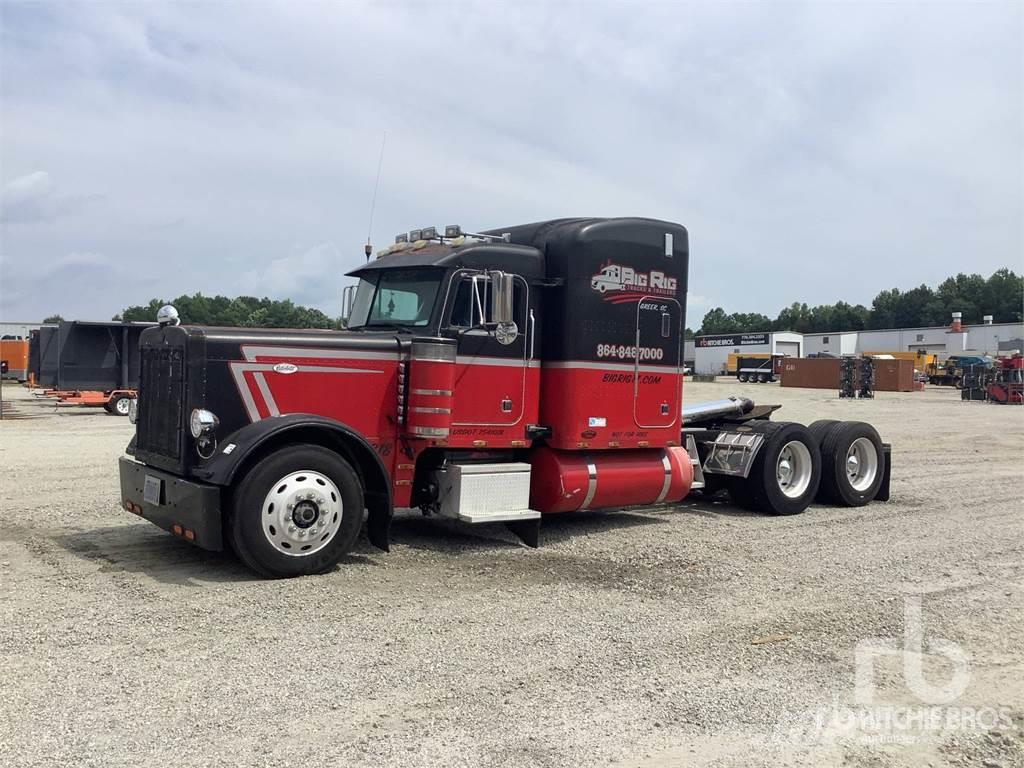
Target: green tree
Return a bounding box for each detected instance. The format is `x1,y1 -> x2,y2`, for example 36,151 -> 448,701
114,294 -> 337,329
699,307 -> 734,334
868,288 -> 901,329
773,302 -> 812,333
42,314 -> 64,324
983,268 -> 1024,323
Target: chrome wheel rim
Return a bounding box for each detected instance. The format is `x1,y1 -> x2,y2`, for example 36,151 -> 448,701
261,470 -> 342,557
846,437 -> 878,492
115,397 -> 131,415
776,440 -> 813,499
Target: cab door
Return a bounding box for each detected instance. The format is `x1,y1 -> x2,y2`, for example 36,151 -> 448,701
633,297 -> 682,428
443,271 -> 532,426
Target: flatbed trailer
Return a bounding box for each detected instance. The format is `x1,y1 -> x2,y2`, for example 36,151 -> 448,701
41,388 -> 136,415
116,218 -> 891,578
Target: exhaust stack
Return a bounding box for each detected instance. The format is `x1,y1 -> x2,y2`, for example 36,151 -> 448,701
682,396 -> 754,425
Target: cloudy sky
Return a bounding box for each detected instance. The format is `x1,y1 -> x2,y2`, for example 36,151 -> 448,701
1,1 -> 1021,324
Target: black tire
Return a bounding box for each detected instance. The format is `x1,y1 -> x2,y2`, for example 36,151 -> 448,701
109,395 -> 131,416
816,421 -> 884,506
757,373 -> 769,383
808,419 -> 841,448
228,444 -> 363,578
738,373 -> 749,383
727,421 -> 821,516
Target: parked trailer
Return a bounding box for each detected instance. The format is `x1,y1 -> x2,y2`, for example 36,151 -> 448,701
44,388 -> 137,415
736,354 -> 783,383
117,218 -> 891,578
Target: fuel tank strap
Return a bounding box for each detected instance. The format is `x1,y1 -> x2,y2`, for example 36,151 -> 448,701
580,455 -> 598,509
654,451 -> 673,503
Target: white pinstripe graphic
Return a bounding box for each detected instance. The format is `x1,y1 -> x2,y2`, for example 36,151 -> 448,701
230,346 -> 388,421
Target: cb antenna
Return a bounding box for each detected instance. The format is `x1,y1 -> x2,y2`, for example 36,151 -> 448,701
365,130 -> 387,261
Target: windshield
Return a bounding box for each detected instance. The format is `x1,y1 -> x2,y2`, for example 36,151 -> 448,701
347,268 -> 443,328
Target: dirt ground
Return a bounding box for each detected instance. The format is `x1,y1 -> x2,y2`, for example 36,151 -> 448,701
1,380 -> 1021,768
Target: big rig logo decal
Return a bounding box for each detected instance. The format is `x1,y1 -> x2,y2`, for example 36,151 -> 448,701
590,261 -> 677,304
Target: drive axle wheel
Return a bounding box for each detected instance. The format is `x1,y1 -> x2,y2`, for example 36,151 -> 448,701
228,444 -> 363,578
811,421 -> 884,506
727,421 -> 821,515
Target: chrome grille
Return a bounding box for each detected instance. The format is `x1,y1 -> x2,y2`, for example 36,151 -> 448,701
136,346 -> 185,460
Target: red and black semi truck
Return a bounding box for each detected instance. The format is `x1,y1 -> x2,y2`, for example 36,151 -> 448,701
119,218 -> 890,577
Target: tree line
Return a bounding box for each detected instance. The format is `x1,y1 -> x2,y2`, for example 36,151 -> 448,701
110,268 -> 1021,335
114,294 -> 339,329
688,268 -> 1022,337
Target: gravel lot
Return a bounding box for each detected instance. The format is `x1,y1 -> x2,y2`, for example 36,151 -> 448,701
1,380 -> 1021,768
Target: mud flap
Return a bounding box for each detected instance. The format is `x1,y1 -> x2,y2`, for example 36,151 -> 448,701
875,443 -> 892,502
366,494 -> 392,552
506,518 -> 541,548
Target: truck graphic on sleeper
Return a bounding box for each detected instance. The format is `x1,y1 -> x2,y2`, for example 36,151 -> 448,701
591,263 -> 629,293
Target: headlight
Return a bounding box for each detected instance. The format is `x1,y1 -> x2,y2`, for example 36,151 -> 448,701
128,398 -> 139,424
190,408 -> 219,438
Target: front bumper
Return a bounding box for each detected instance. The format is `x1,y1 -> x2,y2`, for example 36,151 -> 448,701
119,456 -> 224,551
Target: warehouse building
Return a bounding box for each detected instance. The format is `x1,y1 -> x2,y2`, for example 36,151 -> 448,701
0,321 -> 46,340
695,315 -> 1023,375
803,316 -> 1022,357
693,331 -> 803,375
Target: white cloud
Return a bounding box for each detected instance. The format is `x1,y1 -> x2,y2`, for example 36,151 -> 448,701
1,170 -> 102,225
0,0 -> 1020,323
239,241 -> 347,314
3,171 -> 53,206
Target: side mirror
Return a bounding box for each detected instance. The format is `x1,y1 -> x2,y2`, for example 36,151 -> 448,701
490,271 -> 514,326
341,285 -> 356,327
488,270 -> 517,345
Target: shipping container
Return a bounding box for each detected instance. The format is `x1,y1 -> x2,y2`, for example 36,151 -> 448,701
0,339 -> 29,380
780,358 -> 914,392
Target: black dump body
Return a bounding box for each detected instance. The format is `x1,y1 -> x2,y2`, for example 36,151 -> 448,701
32,321 -> 152,390
28,329 -> 41,382
57,321 -> 147,390
34,326 -> 60,387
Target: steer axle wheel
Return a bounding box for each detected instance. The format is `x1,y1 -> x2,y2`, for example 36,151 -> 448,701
809,420 -> 885,506
228,444 -> 363,578
727,421 -> 822,516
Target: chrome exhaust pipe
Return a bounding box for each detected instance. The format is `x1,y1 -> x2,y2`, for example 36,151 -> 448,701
681,396 -> 754,425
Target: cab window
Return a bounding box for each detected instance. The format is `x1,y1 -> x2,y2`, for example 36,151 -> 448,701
348,267 -> 442,328
448,276 -> 525,329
